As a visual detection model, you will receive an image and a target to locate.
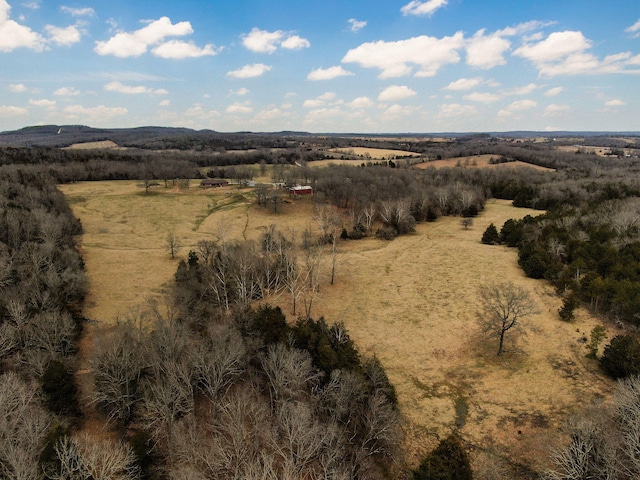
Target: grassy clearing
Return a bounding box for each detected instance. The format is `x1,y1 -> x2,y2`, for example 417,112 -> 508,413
60,181 -> 612,473
414,154 -> 555,171
328,146 -> 421,159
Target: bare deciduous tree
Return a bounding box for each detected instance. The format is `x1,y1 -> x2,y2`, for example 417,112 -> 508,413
166,230 -> 181,260
477,281 -> 537,356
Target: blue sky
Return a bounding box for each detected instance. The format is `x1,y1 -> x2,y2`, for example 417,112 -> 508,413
1,0 -> 639,133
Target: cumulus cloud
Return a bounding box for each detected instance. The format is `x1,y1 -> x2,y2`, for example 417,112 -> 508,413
303,92 -> 341,108
54,86 -> 81,96
378,85 -> 417,102
463,92 -> 500,103
151,40 -> 219,59
626,18 -> 640,38
231,87 -> 250,96
60,6 -> 95,17
45,24 -> 82,46
605,99 -> 626,106
8,83 -> 28,92
438,103 -> 478,118
307,66 -> 354,81
347,96 -> 374,109
281,35 -> 310,50
544,86 -> 565,96
544,104 -> 570,117
226,102 -> 253,114
513,30 -> 640,76
466,29 -> 511,69
348,18 -> 367,32
342,32 -> 464,78
95,16 -> 216,59
226,63 -> 272,79
498,99 -> 537,117
401,0 -> 447,17
503,83 -> 537,95
104,81 -> 168,95
29,98 -> 56,107
0,0 -> 46,52
242,27 -> 309,53
0,105 -> 28,116
443,77 -> 484,91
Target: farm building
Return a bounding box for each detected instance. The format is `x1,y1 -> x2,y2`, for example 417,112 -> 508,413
200,179 -> 229,188
288,185 -> 313,196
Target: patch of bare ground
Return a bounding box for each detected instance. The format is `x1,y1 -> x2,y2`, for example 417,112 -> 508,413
414,154 -> 555,172
60,179 -> 612,475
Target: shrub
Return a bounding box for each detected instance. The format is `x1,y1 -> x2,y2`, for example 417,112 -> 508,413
558,293 -> 578,322
481,223 -> 500,245
600,334 -> 640,378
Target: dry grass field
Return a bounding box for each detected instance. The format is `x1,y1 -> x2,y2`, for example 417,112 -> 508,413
64,140 -> 122,150
414,154 -> 555,172
60,180 -> 612,475
328,146 -> 421,159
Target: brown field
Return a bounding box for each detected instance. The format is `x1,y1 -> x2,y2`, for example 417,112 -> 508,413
60,181 -> 612,474
64,140 -> 122,150
328,146 -> 422,159
414,154 -> 555,172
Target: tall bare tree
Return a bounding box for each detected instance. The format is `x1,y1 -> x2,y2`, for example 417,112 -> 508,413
477,281 -> 537,356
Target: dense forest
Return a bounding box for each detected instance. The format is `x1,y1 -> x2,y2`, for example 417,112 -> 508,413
1,128 -> 640,478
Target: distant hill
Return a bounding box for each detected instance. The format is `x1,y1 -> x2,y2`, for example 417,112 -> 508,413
0,125 -> 637,149
0,125 -> 198,148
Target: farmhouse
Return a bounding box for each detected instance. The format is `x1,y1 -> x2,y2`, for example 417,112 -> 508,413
200,178 -> 229,188
288,185 -> 313,196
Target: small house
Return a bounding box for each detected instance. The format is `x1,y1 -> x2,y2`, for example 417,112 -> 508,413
200,179 -> 229,188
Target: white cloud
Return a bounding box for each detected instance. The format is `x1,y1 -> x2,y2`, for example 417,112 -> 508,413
254,107 -> 290,122
22,1 -> 39,10
401,0 -> 447,17
226,63 -> 272,79
29,98 -> 56,107
626,18 -> 640,38
0,105 -> 28,116
348,18 -> 367,32
307,66 -> 354,81
60,6 -> 95,17
242,28 -> 309,53
281,35 -> 310,50
8,83 -> 28,92
231,87 -> 249,96
544,104 -> 570,117
159,99 -> 170,107
466,29 -> 511,69
54,86 -> 81,96
303,92 -> 341,108
463,92 -> 500,103
45,24 -> 81,46
513,30 -> 640,76
605,99 -> 626,106
544,86 -> 565,96
226,102 -> 253,114
95,16 -> 211,58
378,85 -> 417,102
438,103 -> 478,118
443,77 -> 484,91
151,40 -> 219,59
0,0 -> 46,52
504,83 -> 537,95
104,81 -> 167,95
347,96 -> 374,109
498,99 -> 537,117
342,32 -> 464,78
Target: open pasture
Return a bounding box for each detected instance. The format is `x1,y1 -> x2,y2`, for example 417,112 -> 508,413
415,154 -> 555,171
61,181 -> 611,473
328,146 -> 422,159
